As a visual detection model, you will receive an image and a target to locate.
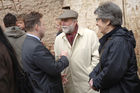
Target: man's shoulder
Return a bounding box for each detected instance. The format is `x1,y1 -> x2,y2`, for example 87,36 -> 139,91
5,26 -> 26,37
24,36 -> 41,49
22,36 -> 43,57
79,27 -> 97,37
55,32 -> 65,41
84,28 -> 95,33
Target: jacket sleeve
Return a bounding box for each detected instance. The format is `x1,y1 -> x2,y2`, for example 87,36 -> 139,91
89,62 -> 101,80
0,55 -> 9,93
93,38 -> 130,89
91,31 -> 100,72
54,37 -> 60,61
32,44 -> 69,76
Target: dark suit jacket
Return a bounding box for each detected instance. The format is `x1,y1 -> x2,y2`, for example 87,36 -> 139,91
22,35 -> 69,93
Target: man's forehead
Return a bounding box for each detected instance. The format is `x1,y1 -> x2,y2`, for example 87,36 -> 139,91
17,20 -> 24,22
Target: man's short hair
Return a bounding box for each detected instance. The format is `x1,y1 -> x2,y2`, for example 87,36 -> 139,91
3,13 -> 17,27
24,11 -> 43,31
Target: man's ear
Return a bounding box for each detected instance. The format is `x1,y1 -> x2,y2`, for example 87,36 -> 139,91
106,20 -> 111,26
35,24 -> 39,31
74,20 -> 78,26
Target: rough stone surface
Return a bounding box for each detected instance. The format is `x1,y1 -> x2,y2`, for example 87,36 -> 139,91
0,0 -> 64,48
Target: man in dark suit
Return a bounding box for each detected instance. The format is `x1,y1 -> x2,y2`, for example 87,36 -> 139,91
22,11 -> 69,93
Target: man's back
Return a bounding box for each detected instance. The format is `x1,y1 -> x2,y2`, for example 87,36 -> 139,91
22,35 -> 69,93
5,26 -> 26,67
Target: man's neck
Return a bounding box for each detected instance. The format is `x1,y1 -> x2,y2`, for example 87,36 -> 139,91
104,26 -> 115,35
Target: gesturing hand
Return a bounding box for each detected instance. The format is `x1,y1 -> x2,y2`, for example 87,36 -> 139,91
60,51 -> 68,57
61,74 -> 68,85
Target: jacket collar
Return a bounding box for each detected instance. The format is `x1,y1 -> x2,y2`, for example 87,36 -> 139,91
26,33 -> 40,41
5,26 -> 25,38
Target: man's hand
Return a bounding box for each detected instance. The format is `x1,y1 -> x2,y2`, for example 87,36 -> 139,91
60,51 -> 68,57
89,79 -> 93,88
89,79 -> 97,90
61,74 -> 68,85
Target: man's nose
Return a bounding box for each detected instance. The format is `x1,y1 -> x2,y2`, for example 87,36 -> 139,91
61,21 -> 65,26
96,23 -> 98,26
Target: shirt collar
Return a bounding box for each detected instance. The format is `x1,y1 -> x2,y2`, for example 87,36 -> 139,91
27,33 -> 40,41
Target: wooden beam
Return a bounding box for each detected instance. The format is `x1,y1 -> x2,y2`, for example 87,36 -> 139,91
122,0 -> 126,26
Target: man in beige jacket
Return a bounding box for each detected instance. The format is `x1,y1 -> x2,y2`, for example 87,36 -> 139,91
54,10 -> 99,93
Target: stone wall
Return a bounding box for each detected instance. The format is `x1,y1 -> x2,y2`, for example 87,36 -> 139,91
0,0 -> 64,48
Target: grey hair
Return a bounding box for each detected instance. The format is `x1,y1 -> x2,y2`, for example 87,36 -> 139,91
72,19 -> 78,22
94,2 -> 122,26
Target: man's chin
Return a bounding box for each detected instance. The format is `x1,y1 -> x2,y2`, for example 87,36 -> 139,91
62,30 -> 70,34
40,35 -> 44,39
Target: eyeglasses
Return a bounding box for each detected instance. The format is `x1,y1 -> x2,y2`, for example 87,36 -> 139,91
96,18 -> 101,21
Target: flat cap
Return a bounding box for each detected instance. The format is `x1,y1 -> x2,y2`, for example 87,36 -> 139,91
58,10 -> 78,19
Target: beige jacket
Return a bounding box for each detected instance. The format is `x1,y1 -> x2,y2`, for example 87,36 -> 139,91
54,26 -> 100,93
